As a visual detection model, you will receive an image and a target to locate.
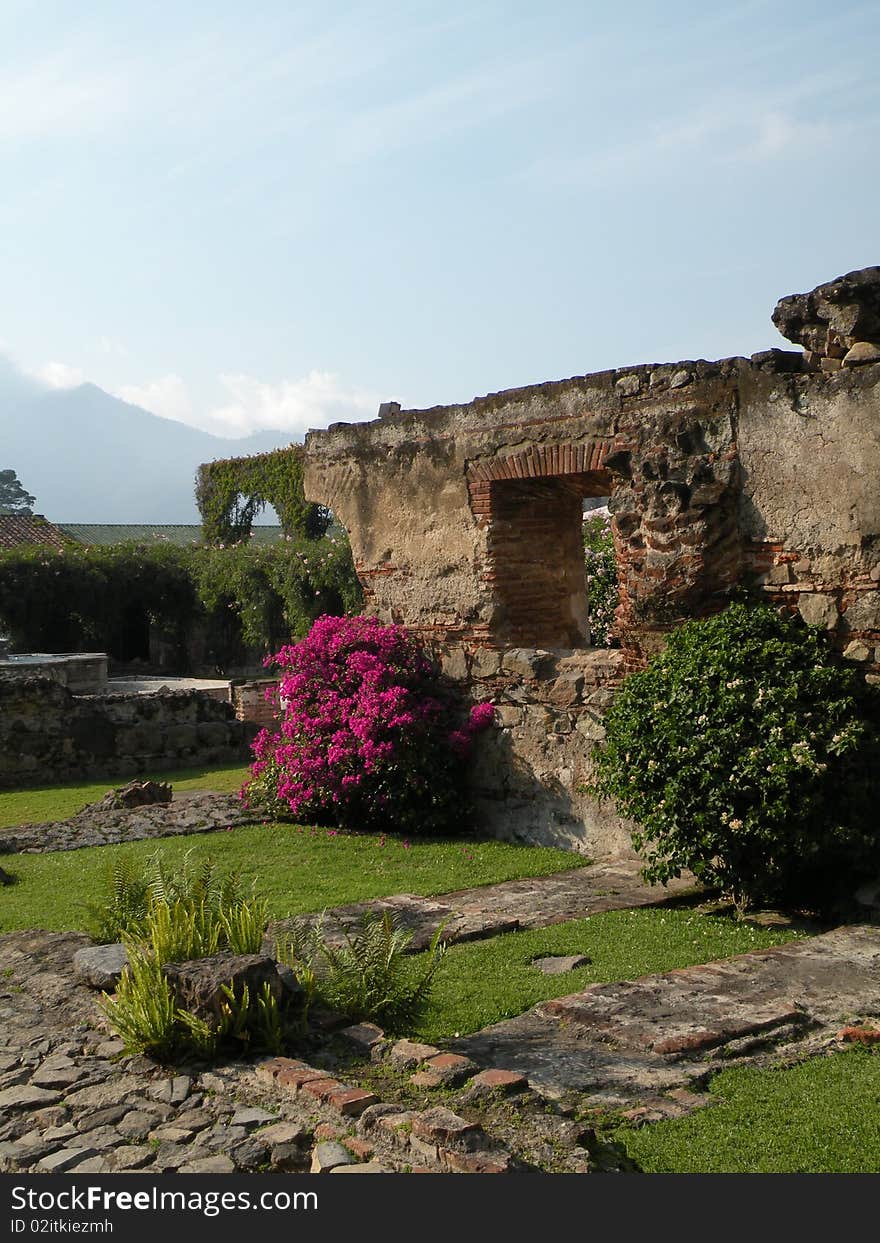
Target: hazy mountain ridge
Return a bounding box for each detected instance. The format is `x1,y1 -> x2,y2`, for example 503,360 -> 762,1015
0,364 -> 297,523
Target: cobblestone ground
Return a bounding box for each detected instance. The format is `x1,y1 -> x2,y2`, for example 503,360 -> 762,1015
0,931 -> 600,1174
3,921 -> 879,1175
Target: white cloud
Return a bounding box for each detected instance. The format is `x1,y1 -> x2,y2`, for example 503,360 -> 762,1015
98,336 -> 129,358
15,347 -> 378,437
522,93 -> 861,189
34,361 -> 84,389
748,110 -> 836,158
113,374 -> 194,425
207,370 -> 377,438
111,369 -> 377,438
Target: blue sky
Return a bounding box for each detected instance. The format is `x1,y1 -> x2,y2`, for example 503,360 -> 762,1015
1,0 -> 878,438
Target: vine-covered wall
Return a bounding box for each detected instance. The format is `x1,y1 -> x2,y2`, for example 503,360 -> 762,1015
195,445 -> 329,545
0,537 -> 362,672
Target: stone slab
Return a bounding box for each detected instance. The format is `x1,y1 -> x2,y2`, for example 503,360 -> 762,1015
268,859 -> 698,955
73,944 -> 129,991
455,926 -> 880,1098
0,793 -> 262,855
532,954 -> 592,975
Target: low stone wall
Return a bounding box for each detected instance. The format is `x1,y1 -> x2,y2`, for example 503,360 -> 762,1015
0,677 -> 253,790
0,653 -> 108,693
439,643 -> 632,855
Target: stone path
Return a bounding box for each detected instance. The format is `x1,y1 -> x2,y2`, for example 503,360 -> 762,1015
3,922 -> 879,1174
0,793 -> 262,854
453,925 -> 880,1103
3,793 -> 878,1172
267,859 -> 699,952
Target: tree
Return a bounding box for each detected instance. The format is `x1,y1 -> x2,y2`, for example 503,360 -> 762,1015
0,470 -> 36,515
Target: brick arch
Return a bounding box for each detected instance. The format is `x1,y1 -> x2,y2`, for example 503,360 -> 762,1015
466,439 -> 614,485
467,440 -> 614,521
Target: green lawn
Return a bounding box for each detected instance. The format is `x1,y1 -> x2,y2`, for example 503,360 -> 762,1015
615,1048 -> 880,1173
410,907 -> 803,1041
0,822 -> 585,933
0,764 -> 249,829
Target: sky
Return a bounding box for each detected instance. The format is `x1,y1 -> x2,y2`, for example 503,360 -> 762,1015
0,0 -> 878,439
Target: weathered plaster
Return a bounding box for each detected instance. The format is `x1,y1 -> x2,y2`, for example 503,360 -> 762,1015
303,273 -> 880,853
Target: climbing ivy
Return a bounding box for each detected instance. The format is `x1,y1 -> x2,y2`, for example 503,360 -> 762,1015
195,446 -> 330,545
0,535 -> 362,670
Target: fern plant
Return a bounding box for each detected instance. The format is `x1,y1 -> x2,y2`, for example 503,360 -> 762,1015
85,848 -> 261,952
83,855 -> 151,943
316,910 -> 447,1034
97,947 -> 179,1059
219,897 -> 269,954
144,849 -> 244,914
142,899 -> 223,963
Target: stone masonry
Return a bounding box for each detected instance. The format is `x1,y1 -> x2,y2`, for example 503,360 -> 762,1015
0,676 -> 253,790
303,269 -> 880,853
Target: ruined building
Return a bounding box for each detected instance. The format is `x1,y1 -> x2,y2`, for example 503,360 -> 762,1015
303,269 -> 880,855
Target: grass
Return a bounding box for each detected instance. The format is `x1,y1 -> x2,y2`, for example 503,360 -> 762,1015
409,907 -> 803,1041
0,822 -> 585,934
0,764 -> 249,829
615,1048 -> 880,1173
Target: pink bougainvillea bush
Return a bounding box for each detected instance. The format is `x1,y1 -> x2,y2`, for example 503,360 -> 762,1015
240,614 -> 494,835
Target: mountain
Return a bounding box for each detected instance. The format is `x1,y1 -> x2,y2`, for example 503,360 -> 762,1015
0,367 -> 297,523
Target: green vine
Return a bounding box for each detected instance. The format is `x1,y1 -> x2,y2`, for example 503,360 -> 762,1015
0,536 -> 362,671
195,446 -> 329,545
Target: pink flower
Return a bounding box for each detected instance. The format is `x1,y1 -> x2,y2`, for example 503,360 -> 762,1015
237,613 -> 475,837
468,701 -> 495,732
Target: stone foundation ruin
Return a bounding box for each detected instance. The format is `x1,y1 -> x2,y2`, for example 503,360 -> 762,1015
303,268 -> 880,854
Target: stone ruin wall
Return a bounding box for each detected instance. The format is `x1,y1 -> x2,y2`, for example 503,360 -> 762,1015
303,271 -> 880,855
0,678 -> 254,790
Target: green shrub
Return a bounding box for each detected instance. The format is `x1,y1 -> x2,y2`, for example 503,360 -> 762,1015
591,602 -> 880,911
583,509 -> 618,646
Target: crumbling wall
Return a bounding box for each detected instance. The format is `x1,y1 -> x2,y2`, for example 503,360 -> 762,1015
0,678 -> 253,789
303,270 -> 880,854
738,362 -> 880,655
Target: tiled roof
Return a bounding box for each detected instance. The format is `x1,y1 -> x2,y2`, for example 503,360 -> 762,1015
0,514 -> 71,552
58,524 -> 285,547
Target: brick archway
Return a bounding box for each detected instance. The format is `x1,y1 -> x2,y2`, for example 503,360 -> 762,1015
466,440 -> 616,648
467,438 -> 613,497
